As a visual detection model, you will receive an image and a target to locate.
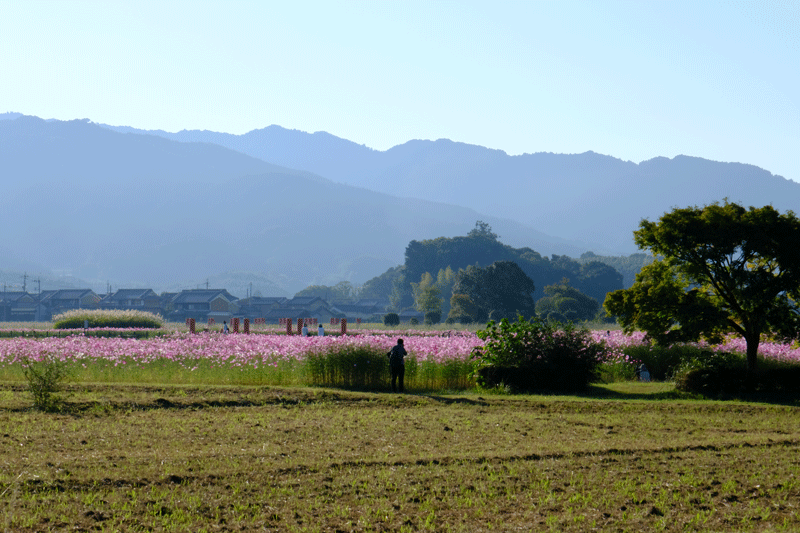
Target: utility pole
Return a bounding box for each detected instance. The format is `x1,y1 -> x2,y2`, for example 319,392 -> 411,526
22,273 -> 27,292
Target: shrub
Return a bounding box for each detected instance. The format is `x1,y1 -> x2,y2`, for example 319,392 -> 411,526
472,316 -> 605,392
53,309 -> 164,329
620,344 -> 707,381
674,351 -> 800,397
383,313 -> 400,326
409,318 -> 419,325
21,355 -> 71,412
424,310 -> 442,325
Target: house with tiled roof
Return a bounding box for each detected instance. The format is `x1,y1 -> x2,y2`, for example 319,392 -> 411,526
38,289 -> 101,319
284,296 -> 328,311
236,296 -> 288,319
169,289 -> 239,323
0,291 -> 46,321
100,289 -> 162,315
329,298 -> 390,322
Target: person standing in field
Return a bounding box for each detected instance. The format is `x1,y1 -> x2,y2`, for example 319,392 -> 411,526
301,322 -> 309,337
387,338 -> 407,393
317,324 -> 324,336
223,321 -> 229,334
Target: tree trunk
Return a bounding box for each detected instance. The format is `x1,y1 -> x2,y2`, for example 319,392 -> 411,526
745,333 -> 759,391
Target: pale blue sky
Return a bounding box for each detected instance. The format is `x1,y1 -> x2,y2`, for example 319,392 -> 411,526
2,0 -> 798,182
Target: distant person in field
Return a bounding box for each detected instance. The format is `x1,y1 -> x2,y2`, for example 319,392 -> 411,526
301,323 -> 309,337
223,321 -> 229,334
318,324 -> 324,336
387,338 -> 407,393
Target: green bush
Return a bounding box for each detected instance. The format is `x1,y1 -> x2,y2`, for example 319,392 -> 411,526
383,313 -> 400,326
53,309 -> 164,329
409,317 -> 419,325
472,316 -> 604,392
620,344 -> 708,381
21,355 -> 71,412
674,351 -> 800,397
424,310 -> 442,325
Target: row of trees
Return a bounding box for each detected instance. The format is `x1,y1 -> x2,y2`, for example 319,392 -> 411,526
404,261 -> 604,325
297,222 -> 623,324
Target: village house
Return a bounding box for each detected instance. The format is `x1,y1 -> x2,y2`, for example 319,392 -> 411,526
329,298 -> 390,323
168,289 -> 239,324
280,296 -> 344,325
236,296 -> 288,319
38,289 -> 101,320
0,291 -> 47,322
100,289 -> 162,315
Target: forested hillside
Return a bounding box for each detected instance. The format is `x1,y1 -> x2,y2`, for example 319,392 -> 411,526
575,252 -> 655,288
360,223 -> 624,318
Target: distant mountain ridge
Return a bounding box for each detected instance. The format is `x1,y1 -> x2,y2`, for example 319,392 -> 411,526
100,123 -> 800,253
0,115 -> 592,295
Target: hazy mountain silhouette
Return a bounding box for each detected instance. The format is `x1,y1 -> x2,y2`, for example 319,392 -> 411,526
1,115 -> 591,295
101,124 -> 800,253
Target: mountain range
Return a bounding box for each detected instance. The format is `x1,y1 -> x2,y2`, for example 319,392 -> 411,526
100,122 -> 800,253
2,113 -> 798,297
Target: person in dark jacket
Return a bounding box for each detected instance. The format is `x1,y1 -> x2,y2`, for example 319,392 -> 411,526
387,338 -> 407,393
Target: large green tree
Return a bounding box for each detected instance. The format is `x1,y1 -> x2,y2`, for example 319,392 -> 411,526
411,273 -> 443,314
604,201 -> 800,374
450,261 -> 536,321
536,278 -> 599,322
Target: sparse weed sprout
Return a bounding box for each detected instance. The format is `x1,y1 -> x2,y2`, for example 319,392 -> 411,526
53,309 -> 165,329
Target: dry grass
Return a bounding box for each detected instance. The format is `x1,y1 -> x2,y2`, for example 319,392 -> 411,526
0,384 -> 798,532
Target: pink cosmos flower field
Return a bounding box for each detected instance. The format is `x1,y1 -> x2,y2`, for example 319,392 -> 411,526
0,331 -> 485,369
1,329 -> 798,380
590,329 -> 800,365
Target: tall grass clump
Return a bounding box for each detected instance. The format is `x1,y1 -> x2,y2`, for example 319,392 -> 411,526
53,309 -> 165,329
306,345 -> 389,390
413,358 -> 473,390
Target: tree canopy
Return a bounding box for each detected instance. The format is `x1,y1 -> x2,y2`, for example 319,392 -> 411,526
604,201 -> 800,373
396,222 -> 623,310
449,261 -> 536,321
536,278 -> 600,322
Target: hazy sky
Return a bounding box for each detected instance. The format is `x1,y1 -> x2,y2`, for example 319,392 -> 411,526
2,1 -> 798,182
